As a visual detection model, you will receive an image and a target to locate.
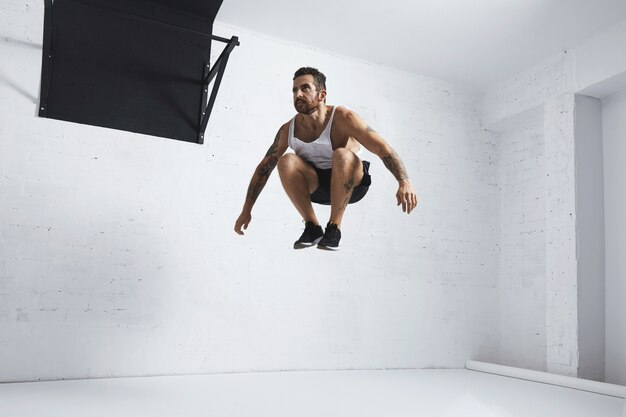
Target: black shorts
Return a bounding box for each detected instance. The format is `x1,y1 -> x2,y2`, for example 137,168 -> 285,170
310,160 -> 372,205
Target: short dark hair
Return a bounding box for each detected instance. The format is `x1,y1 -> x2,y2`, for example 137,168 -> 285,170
293,67 -> 326,91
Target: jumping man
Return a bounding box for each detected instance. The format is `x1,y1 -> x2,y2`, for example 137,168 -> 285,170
234,67 -> 418,250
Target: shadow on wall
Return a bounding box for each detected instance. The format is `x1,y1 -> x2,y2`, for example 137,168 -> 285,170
1,35 -> 41,104
0,70 -> 37,103
2,35 -> 42,50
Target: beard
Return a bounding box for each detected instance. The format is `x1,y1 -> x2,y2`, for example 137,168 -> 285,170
294,98 -> 320,115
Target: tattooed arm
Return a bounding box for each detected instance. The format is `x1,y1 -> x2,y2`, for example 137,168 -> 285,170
381,148 -> 409,182
234,124 -> 289,235
337,108 -> 418,214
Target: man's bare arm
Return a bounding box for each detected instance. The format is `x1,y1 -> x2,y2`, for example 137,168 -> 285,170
235,125 -> 288,235
370,139 -> 416,213
365,124 -> 409,181
340,109 -> 418,213
381,148 -> 409,182
244,130 -> 281,205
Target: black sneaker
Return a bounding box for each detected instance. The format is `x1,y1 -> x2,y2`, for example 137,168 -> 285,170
293,221 -> 324,249
317,222 -> 341,250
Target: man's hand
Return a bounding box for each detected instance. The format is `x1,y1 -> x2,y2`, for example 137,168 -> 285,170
396,180 -> 418,214
234,211 -> 252,235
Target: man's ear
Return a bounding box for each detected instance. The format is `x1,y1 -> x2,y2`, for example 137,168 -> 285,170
318,89 -> 327,102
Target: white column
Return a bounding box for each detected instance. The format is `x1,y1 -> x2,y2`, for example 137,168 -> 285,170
544,93 -> 579,376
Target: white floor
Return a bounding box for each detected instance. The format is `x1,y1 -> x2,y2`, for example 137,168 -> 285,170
0,369 -> 624,417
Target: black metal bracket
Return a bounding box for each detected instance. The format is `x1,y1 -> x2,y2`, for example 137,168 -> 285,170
198,35 -> 239,144
39,0 -> 54,117
38,0 -> 239,144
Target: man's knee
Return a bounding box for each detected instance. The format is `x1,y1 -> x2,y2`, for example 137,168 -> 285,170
277,153 -> 302,175
332,148 -> 358,168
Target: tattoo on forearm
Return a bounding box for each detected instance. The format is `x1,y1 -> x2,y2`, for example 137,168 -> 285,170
246,182 -> 262,203
258,155 -> 278,178
265,127 -> 282,157
382,150 -> 409,181
246,156 -> 278,203
246,127 -> 283,204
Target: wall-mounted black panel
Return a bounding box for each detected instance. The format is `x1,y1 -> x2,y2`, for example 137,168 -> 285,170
150,0 -> 223,21
39,0 -> 235,144
73,0 -> 223,33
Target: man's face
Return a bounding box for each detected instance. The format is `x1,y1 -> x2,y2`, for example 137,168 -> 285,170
292,75 -> 325,115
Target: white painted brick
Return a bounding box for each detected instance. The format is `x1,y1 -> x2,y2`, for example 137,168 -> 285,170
482,54 -> 573,127
0,2 -> 500,381
544,93 -> 579,376
496,112 -> 547,370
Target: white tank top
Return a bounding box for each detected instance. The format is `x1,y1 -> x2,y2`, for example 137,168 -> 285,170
288,106 -> 362,169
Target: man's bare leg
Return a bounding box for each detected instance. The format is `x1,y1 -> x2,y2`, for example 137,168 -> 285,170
328,148 -> 364,228
277,154 -> 320,224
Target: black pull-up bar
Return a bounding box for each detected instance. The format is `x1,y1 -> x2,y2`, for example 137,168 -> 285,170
63,0 -> 240,46
59,0 -> 241,144
38,0 -> 239,144
199,35 -> 239,143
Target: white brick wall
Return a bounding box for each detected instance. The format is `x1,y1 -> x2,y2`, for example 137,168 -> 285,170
495,110 -> 547,370
5,1 -> 620,385
0,1 -> 500,381
483,19 -> 626,379
544,93 -> 579,377
483,56 -> 580,375
482,54 -> 573,127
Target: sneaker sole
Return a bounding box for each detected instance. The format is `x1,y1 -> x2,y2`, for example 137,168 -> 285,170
317,243 -> 341,251
294,237 -> 323,249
